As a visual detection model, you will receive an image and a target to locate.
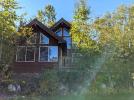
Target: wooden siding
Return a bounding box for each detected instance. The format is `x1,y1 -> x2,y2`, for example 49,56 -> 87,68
12,62 -> 58,73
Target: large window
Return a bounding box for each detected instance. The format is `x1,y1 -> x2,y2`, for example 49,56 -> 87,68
63,28 -> 70,36
40,33 -> 49,44
64,37 -> 71,49
49,46 -> 58,62
26,47 -> 35,61
63,28 -> 71,49
16,46 -> 26,61
39,46 -> 58,62
16,46 -> 35,62
39,47 -> 48,62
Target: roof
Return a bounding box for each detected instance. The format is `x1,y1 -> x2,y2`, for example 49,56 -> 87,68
50,18 -> 71,31
27,18 -> 66,44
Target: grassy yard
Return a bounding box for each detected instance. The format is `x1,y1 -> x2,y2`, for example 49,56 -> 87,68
3,93 -> 134,100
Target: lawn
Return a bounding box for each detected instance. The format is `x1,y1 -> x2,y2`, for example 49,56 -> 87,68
3,93 -> 134,100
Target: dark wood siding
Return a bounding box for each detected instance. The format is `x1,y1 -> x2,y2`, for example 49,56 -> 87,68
12,62 -> 58,73
13,25 -> 59,73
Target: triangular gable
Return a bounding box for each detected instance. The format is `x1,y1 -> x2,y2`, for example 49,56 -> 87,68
27,18 -> 66,44
50,18 -> 71,31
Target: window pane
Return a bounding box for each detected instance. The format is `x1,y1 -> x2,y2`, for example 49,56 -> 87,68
40,33 -> 49,44
49,46 -> 58,62
63,28 -> 70,36
55,29 -> 62,36
17,47 -> 26,61
64,37 -> 71,49
26,47 -> 35,61
40,47 -> 48,61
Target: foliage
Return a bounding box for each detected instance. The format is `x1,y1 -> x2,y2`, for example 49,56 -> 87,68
36,4 -> 56,27
0,0 -> 33,79
90,5 -> 134,92
71,0 -> 100,72
38,69 -> 59,96
0,0 -> 19,79
44,4 -> 56,27
36,10 -> 46,24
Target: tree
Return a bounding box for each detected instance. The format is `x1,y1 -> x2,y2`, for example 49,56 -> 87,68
71,0 -> 99,70
0,0 -> 32,79
44,4 -> 56,27
36,4 -> 56,27
0,0 -> 19,77
91,5 -> 134,91
36,10 -> 46,24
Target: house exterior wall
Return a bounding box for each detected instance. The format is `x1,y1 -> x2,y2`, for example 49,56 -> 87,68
12,26 -> 62,73
11,18 -> 71,73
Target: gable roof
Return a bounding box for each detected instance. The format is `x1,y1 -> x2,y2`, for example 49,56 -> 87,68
27,18 -> 66,44
50,18 -> 71,31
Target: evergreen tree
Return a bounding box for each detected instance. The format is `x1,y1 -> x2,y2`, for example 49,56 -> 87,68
91,5 -> 134,90
36,10 -> 46,24
71,0 -> 98,52
0,0 -> 32,78
71,0 -> 99,72
36,4 -> 56,27
44,4 -> 56,27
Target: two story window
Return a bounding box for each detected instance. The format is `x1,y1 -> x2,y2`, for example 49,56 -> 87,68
16,33 -> 58,62
55,28 -> 71,49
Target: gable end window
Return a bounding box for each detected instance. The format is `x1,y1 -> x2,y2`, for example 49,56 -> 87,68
63,28 -> 70,36
40,33 -> 49,44
55,28 -> 62,36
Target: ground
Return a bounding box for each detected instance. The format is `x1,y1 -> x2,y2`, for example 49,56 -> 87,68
0,93 -> 134,100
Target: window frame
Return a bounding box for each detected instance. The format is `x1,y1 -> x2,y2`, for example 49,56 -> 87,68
38,46 -> 58,62
16,46 -> 36,62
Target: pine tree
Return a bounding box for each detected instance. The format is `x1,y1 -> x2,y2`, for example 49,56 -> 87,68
71,0 -> 98,51
71,0 -> 99,71
0,0 -> 32,78
36,10 -> 46,24
44,4 -> 56,27
36,4 -> 56,27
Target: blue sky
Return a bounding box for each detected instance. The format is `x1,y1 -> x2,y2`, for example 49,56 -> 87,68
17,0 -> 134,21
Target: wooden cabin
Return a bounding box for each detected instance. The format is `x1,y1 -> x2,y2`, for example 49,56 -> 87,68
12,18 -> 73,73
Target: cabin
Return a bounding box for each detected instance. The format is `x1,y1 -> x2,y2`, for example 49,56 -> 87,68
12,18 -> 73,73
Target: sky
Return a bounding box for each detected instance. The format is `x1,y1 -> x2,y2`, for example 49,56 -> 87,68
16,0 -> 134,21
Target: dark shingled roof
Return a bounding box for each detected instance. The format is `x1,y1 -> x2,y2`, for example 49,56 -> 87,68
50,18 -> 71,31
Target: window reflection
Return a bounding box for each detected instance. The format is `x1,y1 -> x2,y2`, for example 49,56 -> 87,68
40,33 -> 49,44
39,46 -> 58,62
49,46 -> 58,62
39,47 -> 48,61
16,46 -> 35,62
64,37 -> 71,49
63,28 -> 70,36
17,46 -> 26,61
26,47 -> 35,61
55,29 -> 62,36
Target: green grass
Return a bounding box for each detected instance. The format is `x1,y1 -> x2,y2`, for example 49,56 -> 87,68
5,93 -> 134,100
